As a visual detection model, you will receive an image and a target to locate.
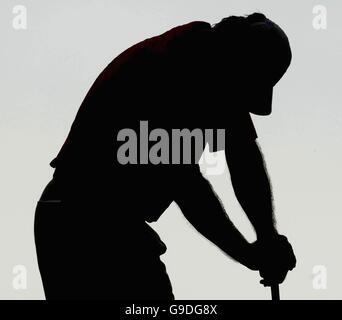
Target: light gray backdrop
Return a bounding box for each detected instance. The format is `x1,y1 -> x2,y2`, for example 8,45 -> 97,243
0,0 -> 341,299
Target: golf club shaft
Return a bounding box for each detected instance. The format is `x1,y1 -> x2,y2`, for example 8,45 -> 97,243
271,284 -> 280,301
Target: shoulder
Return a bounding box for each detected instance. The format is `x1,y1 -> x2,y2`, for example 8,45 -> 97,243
166,21 -> 211,37
143,21 -> 211,55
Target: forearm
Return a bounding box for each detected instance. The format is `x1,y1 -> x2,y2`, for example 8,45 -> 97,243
226,140 -> 277,240
175,172 -> 253,267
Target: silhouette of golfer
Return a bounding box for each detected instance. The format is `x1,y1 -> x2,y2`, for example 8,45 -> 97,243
35,13 -> 296,299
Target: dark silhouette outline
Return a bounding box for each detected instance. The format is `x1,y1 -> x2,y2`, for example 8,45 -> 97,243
34,12 -> 296,300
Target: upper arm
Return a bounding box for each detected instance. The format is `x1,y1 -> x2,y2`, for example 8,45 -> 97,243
209,112 -> 258,153
225,137 -> 267,184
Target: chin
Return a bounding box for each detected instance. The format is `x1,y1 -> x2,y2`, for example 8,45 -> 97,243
250,107 -> 272,116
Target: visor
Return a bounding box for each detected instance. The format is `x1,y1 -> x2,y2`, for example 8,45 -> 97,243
248,18 -> 292,115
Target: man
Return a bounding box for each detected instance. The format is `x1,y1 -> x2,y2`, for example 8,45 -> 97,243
35,12 -> 296,299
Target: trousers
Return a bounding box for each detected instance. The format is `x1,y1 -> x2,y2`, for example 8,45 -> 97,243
34,179 -> 174,300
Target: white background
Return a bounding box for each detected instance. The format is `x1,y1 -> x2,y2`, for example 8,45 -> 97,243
0,0 -> 341,299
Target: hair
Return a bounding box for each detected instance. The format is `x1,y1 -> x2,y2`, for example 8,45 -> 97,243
210,13 -> 270,80
213,12 -> 267,31
210,13 -> 266,74
212,12 -> 268,51
245,12 -> 267,24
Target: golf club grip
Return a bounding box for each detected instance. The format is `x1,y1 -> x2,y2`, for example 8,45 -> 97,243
271,284 -> 280,301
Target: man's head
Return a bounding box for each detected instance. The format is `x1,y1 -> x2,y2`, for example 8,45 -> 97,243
212,13 -> 292,116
